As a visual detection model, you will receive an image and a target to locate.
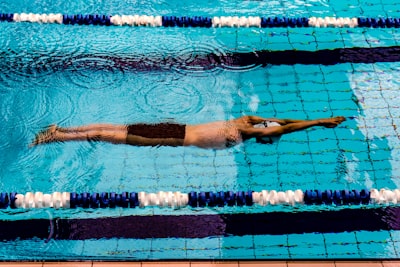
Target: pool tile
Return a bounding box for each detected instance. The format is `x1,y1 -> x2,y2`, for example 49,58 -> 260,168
191,262 -> 238,267
382,261 -> 400,267
287,233 -> 328,259
43,263 -> 92,267
356,230 -> 392,243
221,236 -> 255,259
239,262 -> 286,267
150,238 -> 187,259
93,263 -> 141,267
358,241 -> 398,259
81,239 -> 118,258
0,264 -> 44,267
287,262 -> 334,267
334,262 -> 384,267
253,235 -> 290,259
186,237 -> 222,259
324,232 -> 359,258
142,262 -> 190,267
116,238 -> 153,260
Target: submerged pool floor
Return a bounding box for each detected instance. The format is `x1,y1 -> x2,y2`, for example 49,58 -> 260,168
0,0 -> 400,261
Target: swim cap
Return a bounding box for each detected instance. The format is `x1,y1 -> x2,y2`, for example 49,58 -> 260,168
254,120 -> 281,144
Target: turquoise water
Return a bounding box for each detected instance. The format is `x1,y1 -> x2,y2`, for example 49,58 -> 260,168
0,0 -> 400,261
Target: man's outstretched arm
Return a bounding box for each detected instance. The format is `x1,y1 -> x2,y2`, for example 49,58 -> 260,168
243,115 -> 306,126
242,116 -> 346,137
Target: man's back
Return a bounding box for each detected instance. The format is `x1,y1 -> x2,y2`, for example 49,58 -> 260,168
184,120 -> 243,149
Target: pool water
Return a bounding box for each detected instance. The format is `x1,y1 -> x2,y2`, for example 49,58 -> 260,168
0,0 -> 400,261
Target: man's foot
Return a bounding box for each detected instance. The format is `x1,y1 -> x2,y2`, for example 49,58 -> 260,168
29,125 -> 58,147
320,116 -> 346,128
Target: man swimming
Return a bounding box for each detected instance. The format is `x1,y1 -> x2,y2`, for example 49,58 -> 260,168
30,116 -> 346,149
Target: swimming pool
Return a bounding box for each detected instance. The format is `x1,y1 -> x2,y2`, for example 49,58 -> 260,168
0,0 -> 400,261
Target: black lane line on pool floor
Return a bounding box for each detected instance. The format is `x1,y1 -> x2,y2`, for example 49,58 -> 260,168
0,206 -> 399,240
2,46 -> 400,73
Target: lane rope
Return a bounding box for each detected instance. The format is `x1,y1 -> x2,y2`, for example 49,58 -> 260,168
2,13 -> 400,28
1,188 -> 399,209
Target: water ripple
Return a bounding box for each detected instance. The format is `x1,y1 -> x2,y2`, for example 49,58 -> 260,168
222,49 -> 263,72
0,43 -> 266,76
58,0 -> 100,14
48,142 -> 101,191
136,77 -> 205,118
0,99 -> 13,151
0,24 -> 65,89
64,56 -> 126,91
0,84 -> 76,153
0,89 -> 49,150
170,41 -> 227,74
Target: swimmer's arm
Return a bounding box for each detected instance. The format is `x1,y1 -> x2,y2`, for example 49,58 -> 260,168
279,118 -> 306,125
246,116 -> 305,125
242,120 -> 325,137
245,116 -> 285,125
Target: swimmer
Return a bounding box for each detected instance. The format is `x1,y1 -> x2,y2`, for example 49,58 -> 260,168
30,116 -> 346,149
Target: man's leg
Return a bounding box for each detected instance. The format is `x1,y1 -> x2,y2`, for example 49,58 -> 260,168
30,124 -> 128,146
57,124 -> 127,132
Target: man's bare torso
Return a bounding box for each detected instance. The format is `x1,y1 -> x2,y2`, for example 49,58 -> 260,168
184,119 -> 249,149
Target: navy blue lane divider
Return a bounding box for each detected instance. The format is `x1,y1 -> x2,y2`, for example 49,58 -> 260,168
2,46 -> 400,75
161,16 -> 213,27
0,13 -> 13,22
303,189 -> 370,205
0,206 -> 398,240
188,190 -> 254,207
260,17 -> 309,27
62,14 -> 111,26
358,17 -> 400,28
69,192 -> 139,208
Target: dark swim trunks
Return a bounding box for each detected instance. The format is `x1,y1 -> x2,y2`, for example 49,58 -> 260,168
127,123 -> 186,139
